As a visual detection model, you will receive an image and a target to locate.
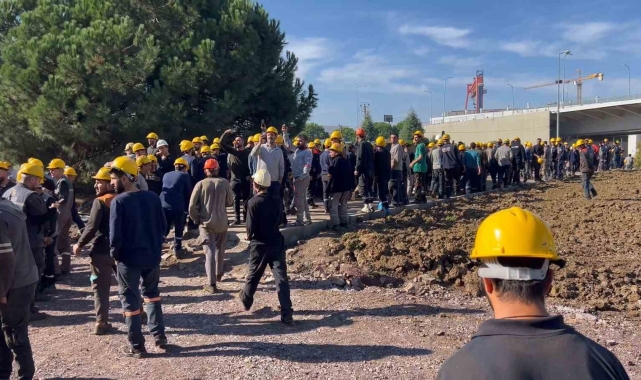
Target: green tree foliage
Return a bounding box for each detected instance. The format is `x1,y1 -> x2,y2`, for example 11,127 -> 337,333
301,122 -> 328,141
361,113 -> 376,141
373,122 -> 399,139
340,127 -> 356,143
0,0 -> 317,170
397,107 -> 423,141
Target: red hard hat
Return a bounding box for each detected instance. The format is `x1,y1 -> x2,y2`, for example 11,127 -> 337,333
356,128 -> 365,136
203,158 -> 219,170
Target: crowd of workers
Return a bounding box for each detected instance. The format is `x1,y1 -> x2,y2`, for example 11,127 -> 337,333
0,122 -> 634,377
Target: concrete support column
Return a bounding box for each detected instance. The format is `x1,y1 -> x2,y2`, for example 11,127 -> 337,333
628,134 -> 641,156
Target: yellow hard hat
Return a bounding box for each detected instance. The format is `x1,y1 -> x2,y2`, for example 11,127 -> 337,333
442,134 -> 450,140
47,158 -> 66,170
174,157 -> 189,168
213,137 -> 220,143
276,135 -> 284,145
266,126 -> 278,134
253,133 -> 262,142
428,142 -> 435,148
125,142 -> 135,151
575,139 -> 585,146
604,138 -> 609,143
247,135 -> 254,143
458,144 -> 465,151
28,158 -> 43,167
537,157 -> 544,164
132,143 -> 145,152
136,156 -> 151,167
471,207 -> 560,261
201,135 -> 209,142
192,137 -> 202,144
329,143 -> 343,153
64,166 -> 77,176
550,137 -> 556,142
110,156 -> 138,177
487,142 -> 494,148
587,139 -> 593,144
437,139 -> 444,146
330,130 -> 343,140
92,167 -> 112,181
324,138 -> 332,148
398,139 -> 406,146
413,130 -> 424,137
615,140 -> 620,144
146,132 -> 159,140
314,138 -> 321,145
0,161 -> 10,170
210,143 -> 220,150
514,136 -> 520,141
20,163 -> 45,179
308,142 -> 316,149
201,145 -> 211,153
180,140 -> 195,152
504,139 -> 510,144
147,155 -> 158,162
375,136 -> 386,147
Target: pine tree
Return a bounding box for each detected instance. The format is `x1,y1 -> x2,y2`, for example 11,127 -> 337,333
398,107 -> 423,141
0,0 -> 317,172
361,113 -> 376,141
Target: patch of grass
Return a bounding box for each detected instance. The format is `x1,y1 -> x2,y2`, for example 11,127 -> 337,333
444,215 -> 458,222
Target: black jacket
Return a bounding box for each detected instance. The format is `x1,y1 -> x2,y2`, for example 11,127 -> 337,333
355,140 -> 375,176
326,155 -> 352,196
157,154 -> 175,176
374,148 -> 391,182
220,131 -> 250,182
511,142 -> 526,165
440,143 -> 461,169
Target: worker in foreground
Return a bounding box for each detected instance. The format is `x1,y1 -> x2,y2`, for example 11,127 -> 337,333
238,169 -> 293,325
72,167 -> 116,335
437,207 -> 629,380
188,158 -> 233,294
109,157 -> 167,358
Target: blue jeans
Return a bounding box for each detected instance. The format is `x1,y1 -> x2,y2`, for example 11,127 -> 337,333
581,172 -> 594,199
116,263 -> 165,350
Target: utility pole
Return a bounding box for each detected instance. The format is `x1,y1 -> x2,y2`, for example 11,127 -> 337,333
424,90 -> 433,124
443,77 -> 453,124
557,50 -> 570,139
506,83 -> 514,110
624,64 -> 631,98
356,85 -> 367,128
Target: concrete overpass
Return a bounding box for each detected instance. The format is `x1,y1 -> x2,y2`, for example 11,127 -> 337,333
425,95 -> 641,155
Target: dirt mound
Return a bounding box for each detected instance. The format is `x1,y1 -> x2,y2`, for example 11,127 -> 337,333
292,170 -> 641,312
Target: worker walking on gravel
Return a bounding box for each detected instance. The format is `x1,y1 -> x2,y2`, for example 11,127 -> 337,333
109,157 -> 167,358
354,128 -> 375,212
47,158 -> 75,275
409,131 -> 428,203
485,142 -> 498,189
188,158 -> 233,294
439,134 -> 462,198
326,143 -> 352,231
238,169 -> 293,325
577,139 -> 597,200
494,139 -> 513,189
374,137 -> 392,215
290,134 -> 313,226
532,138 -> 544,182
160,158 -> 192,257
430,140 -> 443,197
220,130 -> 251,225
320,138 -> 332,213
389,134 -> 404,207
72,167 -> 117,335
0,196 -> 40,380
437,207 -> 629,380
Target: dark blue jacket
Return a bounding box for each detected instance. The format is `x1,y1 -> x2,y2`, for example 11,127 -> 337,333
216,152 -> 229,179
569,149 -> 579,164
374,148 -> 391,181
109,191 -> 167,268
439,143 -> 461,170
160,171 -> 192,212
320,150 -> 331,175
326,155 -> 352,196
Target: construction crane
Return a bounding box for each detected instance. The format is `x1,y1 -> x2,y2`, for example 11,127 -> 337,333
465,70 -> 486,113
524,71 -> 604,105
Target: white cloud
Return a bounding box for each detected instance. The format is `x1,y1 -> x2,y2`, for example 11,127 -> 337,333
318,51 -> 427,94
438,55 -> 483,70
398,24 -> 471,48
500,41 -> 543,57
286,37 -> 332,79
561,22 -> 615,44
412,46 -> 431,57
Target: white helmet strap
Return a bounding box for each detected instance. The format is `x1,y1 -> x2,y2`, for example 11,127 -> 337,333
478,258 -> 550,281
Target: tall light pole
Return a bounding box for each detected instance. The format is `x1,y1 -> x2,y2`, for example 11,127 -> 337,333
506,83 -> 514,110
562,52 -> 572,106
424,90 -> 433,124
623,64 -> 631,97
557,50 -> 570,139
356,85 -> 367,128
443,77 -> 453,123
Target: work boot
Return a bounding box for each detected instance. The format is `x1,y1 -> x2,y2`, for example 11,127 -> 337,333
141,310 -> 148,325
216,274 -> 223,282
203,284 -> 218,294
237,290 -> 251,311
232,219 -> 242,226
29,311 -> 47,323
94,322 -> 113,336
122,345 -> 147,359
281,313 -> 294,325
34,292 -> 52,302
590,188 -> 598,197
155,335 -> 168,349
42,283 -> 57,295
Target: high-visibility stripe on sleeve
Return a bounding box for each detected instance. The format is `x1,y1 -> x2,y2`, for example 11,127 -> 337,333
123,309 -> 142,317
144,297 -> 161,303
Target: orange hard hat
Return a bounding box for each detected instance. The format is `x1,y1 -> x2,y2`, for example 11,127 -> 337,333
356,128 -> 365,137
203,158 -> 219,170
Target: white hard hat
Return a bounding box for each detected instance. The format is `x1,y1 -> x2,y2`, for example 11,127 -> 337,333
435,134 -> 442,140
157,139 -> 168,148
252,169 -> 272,187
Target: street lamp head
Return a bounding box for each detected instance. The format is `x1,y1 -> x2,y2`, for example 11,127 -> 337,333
561,50 -> 571,56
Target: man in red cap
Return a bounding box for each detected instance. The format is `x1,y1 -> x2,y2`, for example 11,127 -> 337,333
188,159 -> 233,293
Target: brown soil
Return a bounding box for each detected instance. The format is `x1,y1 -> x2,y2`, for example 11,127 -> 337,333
291,170 -> 641,313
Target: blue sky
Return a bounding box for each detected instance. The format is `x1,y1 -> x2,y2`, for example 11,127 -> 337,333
260,0 -> 641,128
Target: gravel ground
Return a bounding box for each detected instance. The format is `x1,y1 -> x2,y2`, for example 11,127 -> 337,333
21,171 -> 641,379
